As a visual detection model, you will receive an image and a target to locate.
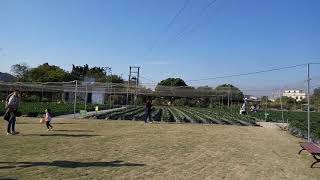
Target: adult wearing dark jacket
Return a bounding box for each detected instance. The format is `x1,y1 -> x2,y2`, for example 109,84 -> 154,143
145,100 -> 152,123
5,90 -> 20,135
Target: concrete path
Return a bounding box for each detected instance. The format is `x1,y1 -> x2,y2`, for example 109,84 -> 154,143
55,106 -> 127,119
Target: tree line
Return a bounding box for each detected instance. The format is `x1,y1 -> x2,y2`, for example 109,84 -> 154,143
11,63 -> 123,83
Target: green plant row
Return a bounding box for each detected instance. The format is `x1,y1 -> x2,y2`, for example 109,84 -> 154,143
0,102 -> 109,117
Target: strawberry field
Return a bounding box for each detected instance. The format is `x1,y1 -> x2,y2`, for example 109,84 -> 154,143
249,110 -> 320,139
94,106 -> 258,126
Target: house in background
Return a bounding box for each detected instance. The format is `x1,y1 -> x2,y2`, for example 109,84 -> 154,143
62,84 -> 106,104
283,90 -> 306,102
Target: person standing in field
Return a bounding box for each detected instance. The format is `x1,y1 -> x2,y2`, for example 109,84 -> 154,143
145,100 -> 153,123
5,90 -> 20,135
44,109 -> 53,131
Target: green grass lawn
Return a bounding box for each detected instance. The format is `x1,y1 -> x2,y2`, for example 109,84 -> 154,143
0,118 -> 320,180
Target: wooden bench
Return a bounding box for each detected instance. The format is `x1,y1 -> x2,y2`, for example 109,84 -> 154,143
299,142 -> 320,168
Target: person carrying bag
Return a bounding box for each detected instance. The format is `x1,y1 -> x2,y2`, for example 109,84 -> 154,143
4,90 -> 20,135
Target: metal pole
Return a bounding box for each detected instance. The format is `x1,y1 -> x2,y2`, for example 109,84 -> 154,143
227,84 -> 230,108
307,63 -> 311,142
279,90 -> 284,124
265,96 -> 268,122
73,80 -> 78,119
85,82 -> 87,111
127,69 -> 131,108
136,67 -> 140,107
221,95 -> 223,109
109,84 -> 112,108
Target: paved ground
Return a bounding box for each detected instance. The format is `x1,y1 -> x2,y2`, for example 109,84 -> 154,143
0,118 -> 319,180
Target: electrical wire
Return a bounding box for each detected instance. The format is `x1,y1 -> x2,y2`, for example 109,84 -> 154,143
146,0 -> 192,56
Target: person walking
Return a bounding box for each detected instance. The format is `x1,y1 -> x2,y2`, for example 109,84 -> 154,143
44,109 -> 53,131
145,100 -> 153,123
5,90 -> 20,135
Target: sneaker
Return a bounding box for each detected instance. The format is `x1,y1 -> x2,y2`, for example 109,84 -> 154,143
12,131 -> 19,135
6,132 -> 11,136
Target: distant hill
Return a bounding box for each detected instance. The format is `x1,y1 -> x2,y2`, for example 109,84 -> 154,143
0,72 -> 16,82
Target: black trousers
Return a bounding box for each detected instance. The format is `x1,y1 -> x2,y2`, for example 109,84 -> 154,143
46,121 -> 53,129
7,112 -> 16,133
145,111 -> 152,123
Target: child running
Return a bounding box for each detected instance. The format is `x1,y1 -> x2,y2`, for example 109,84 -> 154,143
44,109 -> 53,131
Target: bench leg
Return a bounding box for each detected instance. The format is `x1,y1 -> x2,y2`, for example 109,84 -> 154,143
311,155 -> 320,168
299,148 -> 305,154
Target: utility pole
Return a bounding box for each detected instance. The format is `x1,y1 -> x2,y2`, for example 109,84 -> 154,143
307,63 -> 311,142
103,67 -> 112,108
127,66 -> 140,107
264,95 -> 268,122
73,80 -> 78,119
279,90 -> 284,124
126,73 -> 130,107
227,84 -> 231,108
85,82 -> 88,111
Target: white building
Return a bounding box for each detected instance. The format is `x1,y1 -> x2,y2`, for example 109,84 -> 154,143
283,90 -> 306,102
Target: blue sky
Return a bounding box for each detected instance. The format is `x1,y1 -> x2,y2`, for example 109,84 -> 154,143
1,0 -> 320,94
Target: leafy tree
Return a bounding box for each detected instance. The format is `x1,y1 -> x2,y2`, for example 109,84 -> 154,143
11,63 -> 29,80
106,74 -> 123,83
311,87 -> 320,111
157,78 -> 187,87
21,63 -> 72,82
214,84 -> 244,102
70,64 -> 90,80
70,64 -> 123,83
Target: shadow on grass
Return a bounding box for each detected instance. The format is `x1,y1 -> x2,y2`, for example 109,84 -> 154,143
0,160 -> 145,169
53,130 -> 94,132
22,134 -> 99,137
17,122 -> 77,125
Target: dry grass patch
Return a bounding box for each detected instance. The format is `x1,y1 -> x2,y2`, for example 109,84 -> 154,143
0,118 -> 319,180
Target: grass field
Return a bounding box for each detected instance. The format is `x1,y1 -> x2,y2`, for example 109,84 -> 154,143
1,118 -> 320,180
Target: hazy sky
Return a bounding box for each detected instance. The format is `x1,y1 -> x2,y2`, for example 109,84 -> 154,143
1,0 -> 320,95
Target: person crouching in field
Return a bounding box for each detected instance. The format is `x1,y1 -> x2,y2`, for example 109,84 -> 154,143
44,109 -> 53,131
4,90 -> 20,135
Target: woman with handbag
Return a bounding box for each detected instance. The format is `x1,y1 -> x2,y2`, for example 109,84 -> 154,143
5,90 -> 20,135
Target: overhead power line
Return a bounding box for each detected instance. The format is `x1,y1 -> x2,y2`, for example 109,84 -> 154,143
146,0 -> 192,56
185,63 -> 308,82
170,0 -> 219,42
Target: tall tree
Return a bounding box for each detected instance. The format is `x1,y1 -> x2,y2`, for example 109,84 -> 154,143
157,78 -> 187,86
106,74 -> 124,83
70,64 -> 123,83
214,84 -> 244,102
21,63 -> 72,82
11,63 -> 29,80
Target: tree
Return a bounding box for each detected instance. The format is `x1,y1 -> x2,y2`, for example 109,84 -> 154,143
21,63 -> 72,82
70,64 -> 123,83
155,78 -> 188,96
157,78 -> 187,87
106,74 -> 123,83
70,64 -> 90,80
311,87 -> 320,111
11,63 -> 29,80
214,84 -> 244,102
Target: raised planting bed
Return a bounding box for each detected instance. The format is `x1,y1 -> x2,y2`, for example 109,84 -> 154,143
161,107 -> 174,122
